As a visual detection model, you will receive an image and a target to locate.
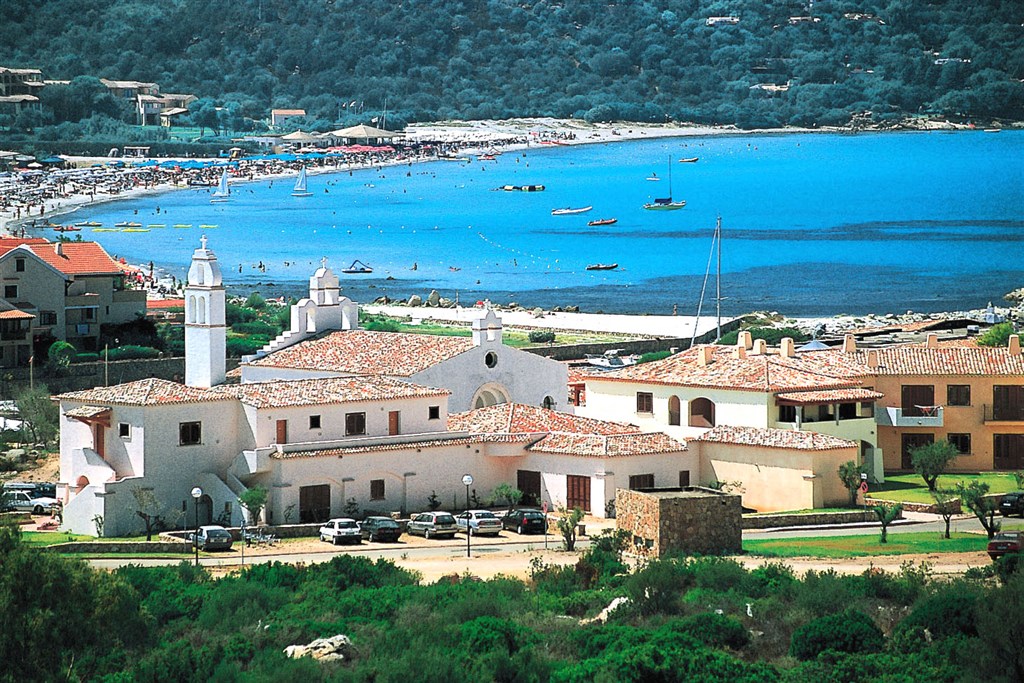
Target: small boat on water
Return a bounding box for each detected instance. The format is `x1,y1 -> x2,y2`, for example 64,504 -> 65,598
498,184 -> 545,192
115,221 -> 142,228
477,154 -> 497,161
678,157 -> 699,163
147,224 -> 166,229
646,174 -> 660,181
121,228 -> 151,233
439,155 -> 470,162
173,224 -> 192,229
291,167 -> 313,197
587,218 -> 618,226
199,224 -> 218,229
74,221 -> 101,227
586,349 -> 640,369
551,206 -> 593,216
643,157 -> 686,210
210,169 -> 231,203
53,225 -> 81,232
341,259 -> 373,274
92,228 -> 119,232
586,263 -> 619,271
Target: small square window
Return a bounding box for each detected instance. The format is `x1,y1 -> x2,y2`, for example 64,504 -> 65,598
4,285 -> 16,299
83,308 -> 95,320
370,479 -> 385,500
428,405 -> 440,420
629,474 -> 655,490
345,412 -> 366,436
947,433 -> 971,454
118,423 -> 131,439
636,392 -> 653,413
778,404 -> 797,422
309,415 -> 321,429
15,259 -> 25,272
947,385 -> 971,407
179,421 -> 201,446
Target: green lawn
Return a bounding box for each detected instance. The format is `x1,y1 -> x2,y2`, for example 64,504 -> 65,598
744,531 -> 987,558
21,531 -> 152,548
867,473 -> 1021,504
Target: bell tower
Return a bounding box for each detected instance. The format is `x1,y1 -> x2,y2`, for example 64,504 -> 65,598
184,236 -> 226,387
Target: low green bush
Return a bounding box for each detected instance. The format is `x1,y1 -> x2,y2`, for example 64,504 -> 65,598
73,352 -> 100,363
790,608 -> 884,660
105,345 -> 161,361
365,318 -> 401,332
230,321 -> 277,336
528,330 -> 556,343
226,337 -> 269,357
672,612 -> 751,649
719,327 -> 808,346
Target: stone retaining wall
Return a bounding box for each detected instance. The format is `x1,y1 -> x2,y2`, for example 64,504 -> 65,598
867,499 -> 963,515
46,541 -> 191,554
743,510 -> 880,529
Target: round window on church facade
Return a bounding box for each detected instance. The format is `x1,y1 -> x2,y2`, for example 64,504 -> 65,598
484,351 -> 498,368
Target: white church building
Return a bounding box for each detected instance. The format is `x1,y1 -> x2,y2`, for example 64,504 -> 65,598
56,239 -> 693,536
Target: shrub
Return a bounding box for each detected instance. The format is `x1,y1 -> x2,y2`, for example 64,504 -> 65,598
105,345 -> 160,361
977,322 -> 1014,347
73,352 -> 100,363
226,337 -> 269,356
365,318 -> 401,332
894,584 -> 980,642
225,302 -> 257,325
47,340 -> 76,367
789,609 -> 884,660
671,612 -> 751,649
528,330 -> 556,343
719,326 -> 808,346
230,320 -> 277,336
638,350 -> 672,364
244,292 -> 266,309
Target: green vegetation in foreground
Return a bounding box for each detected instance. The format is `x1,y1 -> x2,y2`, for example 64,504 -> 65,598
4,523 -> 1024,682
744,532 -> 985,558
868,473 -> 1020,504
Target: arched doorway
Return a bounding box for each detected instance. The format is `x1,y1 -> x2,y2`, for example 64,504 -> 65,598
197,494 -> 213,526
472,383 -> 510,409
541,395 -> 556,410
668,396 -> 681,426
75,475 -> 90,493
689,397 -> 716,428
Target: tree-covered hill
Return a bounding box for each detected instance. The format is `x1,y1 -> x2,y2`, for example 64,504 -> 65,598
2,0 -> 1023,128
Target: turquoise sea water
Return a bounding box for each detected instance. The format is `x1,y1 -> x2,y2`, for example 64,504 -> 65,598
63,130 -> 1023,315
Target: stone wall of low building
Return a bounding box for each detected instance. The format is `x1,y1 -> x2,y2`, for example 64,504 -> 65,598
615,486 -> 742,558
742,509 -> 879,529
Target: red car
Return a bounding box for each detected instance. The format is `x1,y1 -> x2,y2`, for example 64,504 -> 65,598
987,531 -> 1022,560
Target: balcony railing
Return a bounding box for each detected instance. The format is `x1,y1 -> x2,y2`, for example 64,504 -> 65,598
876,406 -> 944,427
985,404 -> 1024,422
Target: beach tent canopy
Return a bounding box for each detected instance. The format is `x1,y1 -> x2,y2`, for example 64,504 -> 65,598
327,124 -> 401,140
281,130 -> 320,142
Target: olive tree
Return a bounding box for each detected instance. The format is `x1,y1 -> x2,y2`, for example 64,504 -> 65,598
238,486 -> 268,526
931,488 -> 959,539
838,460 -> 868,507
910,440 -> 960,491
492,483 -> 522,509
957,480 -> 1001,539
873,503 -> 902,543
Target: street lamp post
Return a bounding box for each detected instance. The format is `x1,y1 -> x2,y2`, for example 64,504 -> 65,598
462,474 -> 473,558
190,486 -> 203,567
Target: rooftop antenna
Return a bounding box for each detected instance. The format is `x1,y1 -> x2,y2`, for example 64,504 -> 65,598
716,215 -> 722,342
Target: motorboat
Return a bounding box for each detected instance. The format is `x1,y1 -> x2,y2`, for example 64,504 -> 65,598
585,263 -> 618,271
115,221 -> 142,228
587,218 -> 618,226
54,225 -> 81,232
498,184 -> 545,192
678,157 -> 700,163
551,205 -> 593,215
586,349 -> 639,369
342,259 -> 373,274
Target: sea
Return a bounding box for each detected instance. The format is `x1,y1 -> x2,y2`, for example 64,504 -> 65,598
62,130 -> 1023,316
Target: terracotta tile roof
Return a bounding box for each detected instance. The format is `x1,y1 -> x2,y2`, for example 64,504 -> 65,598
57,378 -> 224,406
244,330 -> 475,376
271,435 -> 489,459
65,405 -> 111,419
857,346 -> 1024,376
694,425 -> 855,451
58,376 -> 448,408
230,376 -> 448,408
27,242 -> 123,275
528,431 -> 685,457
775,388 -> 884,404
0,238 -> 49,257
146,298 -> 185,310
592,345 -> 870,392
0,305 -> 33,320
448,403 -> 636,435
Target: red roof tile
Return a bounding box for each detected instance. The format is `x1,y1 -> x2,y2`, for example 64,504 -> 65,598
448,403 -> 637,435
775,388 -> 884,404
528,431 -> 685,457
244,330 -> 475,376
146,298 -> 185,310
694,425 -> 855,450
857,346 -> 1024,376
27,242 -> 122,275
0,238 -> 49,257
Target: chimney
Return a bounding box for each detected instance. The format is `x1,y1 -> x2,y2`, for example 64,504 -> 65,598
733,345 -> 747,360
926,332 -> 938,349
697,345 -> 715,366
780,337 -> 795,358
1010,334 -> 1021,356
867,349 -> 879,368
843,334 -> 857,353
54,242 -> 63,256
738,330 -> 753,349
753,339 -> 767,355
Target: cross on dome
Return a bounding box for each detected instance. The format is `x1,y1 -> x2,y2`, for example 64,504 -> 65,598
200,235 -> 208,250
321,256 -> 328,269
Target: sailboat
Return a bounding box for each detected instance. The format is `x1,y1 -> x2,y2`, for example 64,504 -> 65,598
291,167 -> 313,197
210,169 -> 230,203
643,157 -> 686,210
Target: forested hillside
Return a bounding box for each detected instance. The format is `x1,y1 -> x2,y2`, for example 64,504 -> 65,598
2,0 -> 1023,128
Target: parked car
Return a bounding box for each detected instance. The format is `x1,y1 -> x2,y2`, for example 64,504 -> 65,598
359,516 -> 403,542
456,509 -> 502,536
319,518 -> 362,545
407,511 -> 458,539
2,490 -> 58,515
501,508 -> 547,534
987,531 -> 1022,560
192,525 -> 234,551
999,492 -> 1024,517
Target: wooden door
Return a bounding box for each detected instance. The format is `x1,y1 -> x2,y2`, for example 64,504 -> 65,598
901,433 -> 934,469
517,470 -> 541,505
299,484 -> 331,523
93,424 -> 105,458
566,475 -> 590,512
276,419 -> 288,444
388,411 -> 400,436
994,386 -> 1024,421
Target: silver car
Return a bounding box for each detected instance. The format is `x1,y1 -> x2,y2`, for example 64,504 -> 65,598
3,490 -> 58,514
455,509 -> 502,537
407,511 -> 458,539
192,525 -> 234,551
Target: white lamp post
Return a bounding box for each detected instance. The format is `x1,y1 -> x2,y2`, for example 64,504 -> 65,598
462,474 -> 473,558
190,486 -> 203,567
